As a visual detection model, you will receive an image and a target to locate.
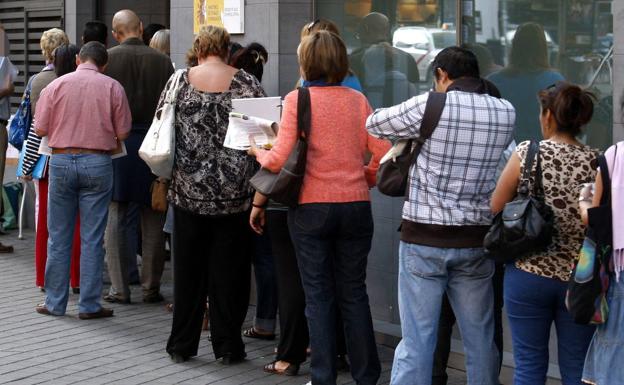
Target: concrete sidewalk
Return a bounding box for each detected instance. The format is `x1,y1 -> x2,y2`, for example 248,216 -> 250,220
0,229 -> 467,384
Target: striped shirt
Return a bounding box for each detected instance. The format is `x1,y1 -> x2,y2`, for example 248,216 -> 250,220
366,90 -> 515,226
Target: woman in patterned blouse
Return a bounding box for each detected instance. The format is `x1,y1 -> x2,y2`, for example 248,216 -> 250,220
492,82 -> 599,385
163,25 -> 266,365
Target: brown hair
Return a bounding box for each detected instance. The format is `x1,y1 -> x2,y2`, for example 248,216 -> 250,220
298,30 -> 348,84
538,82 -> 594,137
506,22 -> 550,74
193,25 -> 230,60
300,19 -> 339,39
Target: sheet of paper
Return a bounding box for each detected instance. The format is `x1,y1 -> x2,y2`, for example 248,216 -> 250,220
224,114 -> 277,151
111,140 -> 127,159
38,136 -> 52,155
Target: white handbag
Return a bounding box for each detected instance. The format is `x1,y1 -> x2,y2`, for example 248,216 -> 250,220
139,69 -> 185,178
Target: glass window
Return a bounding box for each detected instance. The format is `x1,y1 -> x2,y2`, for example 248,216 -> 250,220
316,0 -> 458,108
462,0 -> 614,149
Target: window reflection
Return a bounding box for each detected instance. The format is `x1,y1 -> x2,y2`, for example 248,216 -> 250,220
316,0 -> 614,147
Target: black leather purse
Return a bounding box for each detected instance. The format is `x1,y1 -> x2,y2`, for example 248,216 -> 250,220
484,141 -> 554,263
249,87 -> 310,207
376,92 -> 446,197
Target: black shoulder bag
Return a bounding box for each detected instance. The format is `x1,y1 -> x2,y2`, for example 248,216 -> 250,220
249,87 -> 311,207
484,141 -> 554,263
566,152 -> 615,325
376,92 -> 446,197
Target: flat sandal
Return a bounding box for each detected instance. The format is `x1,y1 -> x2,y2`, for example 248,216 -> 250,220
263,360 -> 300,376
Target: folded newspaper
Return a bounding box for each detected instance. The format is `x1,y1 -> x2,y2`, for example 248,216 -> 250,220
223,112 -> 278,151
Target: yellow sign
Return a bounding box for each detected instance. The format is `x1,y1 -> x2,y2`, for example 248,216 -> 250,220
194,0 -> 244,34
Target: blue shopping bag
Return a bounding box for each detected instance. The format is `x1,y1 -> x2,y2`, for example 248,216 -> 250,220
8,76 -> 35,151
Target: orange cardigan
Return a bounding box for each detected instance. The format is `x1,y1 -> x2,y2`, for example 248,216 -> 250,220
256,87 -> 391,204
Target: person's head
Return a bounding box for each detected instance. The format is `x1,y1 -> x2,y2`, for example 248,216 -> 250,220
538,82 -> 594,139
300,19 -> 339,40
53,44 -> 80,77
298,30 -> 348,84
509,22 -> 550,72
77,41 -> 108,71
356,12 -> 390,45
149,29 -> 170,56
142,23 -> 166,46
229,42 -> 268,82
229,42 -> 243,62
111,10 -> 143,43
462,43 -> 497,76
185,48 -> 198,68
193,25 -> 230,61
431,46 -> 480,92
82,21 -> 108,46
40,28 -> 69,64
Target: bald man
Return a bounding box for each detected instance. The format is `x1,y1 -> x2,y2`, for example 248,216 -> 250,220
104,9 -> 174,305
349,12 -> 420,109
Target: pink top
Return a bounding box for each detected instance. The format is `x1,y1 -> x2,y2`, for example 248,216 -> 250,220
256,87 -> 391,204
35,63 -> 132,150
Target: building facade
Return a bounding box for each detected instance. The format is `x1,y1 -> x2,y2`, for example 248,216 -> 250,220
7,0 -> 620,380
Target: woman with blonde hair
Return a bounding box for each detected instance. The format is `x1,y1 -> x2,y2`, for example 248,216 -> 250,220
163,25 -> 265,365
149,29 -> 170,57
249,30 -> 388,384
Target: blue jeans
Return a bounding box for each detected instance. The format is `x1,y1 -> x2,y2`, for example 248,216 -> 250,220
504,265 -> 595,385
252,232 -> 278,332
288,202 -> 380,385
44,154 -> 113,315
392,242 -> 498,385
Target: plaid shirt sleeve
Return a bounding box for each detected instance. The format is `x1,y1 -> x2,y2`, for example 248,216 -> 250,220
366,92 -> 429,140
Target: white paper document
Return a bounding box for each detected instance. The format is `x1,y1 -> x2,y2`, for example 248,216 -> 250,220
224,96 -> 282,150
223,113 -> 277,150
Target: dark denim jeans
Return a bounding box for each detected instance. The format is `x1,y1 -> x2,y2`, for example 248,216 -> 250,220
505,265 -> 595,385
288,202 -> 380,385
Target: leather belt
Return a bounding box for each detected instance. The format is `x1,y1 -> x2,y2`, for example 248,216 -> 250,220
52,148 -> 111,155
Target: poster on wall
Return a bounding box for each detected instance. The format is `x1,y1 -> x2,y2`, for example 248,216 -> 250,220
194,0 -> 244,34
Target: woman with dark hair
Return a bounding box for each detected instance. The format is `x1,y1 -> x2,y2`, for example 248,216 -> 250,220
492,82 -> 599,385
488,22 -> 564,142
229,42 -> 268,82
53,44 -> 79,76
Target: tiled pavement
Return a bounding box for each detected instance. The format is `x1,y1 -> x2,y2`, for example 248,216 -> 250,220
0,228 -> 467,384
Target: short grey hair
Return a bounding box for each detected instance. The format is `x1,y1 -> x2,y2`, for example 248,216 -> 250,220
79,41 -> 108,67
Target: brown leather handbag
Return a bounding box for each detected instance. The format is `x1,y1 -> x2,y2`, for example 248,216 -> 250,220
249,87 -> 310,207
151,178 -> 169,213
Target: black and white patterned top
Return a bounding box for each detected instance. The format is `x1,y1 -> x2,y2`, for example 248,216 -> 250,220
366,90 -> 515,226
515,140 -> 598,281
164,69 -> 266,216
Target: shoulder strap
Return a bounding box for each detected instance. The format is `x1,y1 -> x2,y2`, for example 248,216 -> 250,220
519,140 -> 538,196
297,87 -> 311,138
409,91 -> 447,168
597,154 -> 612,206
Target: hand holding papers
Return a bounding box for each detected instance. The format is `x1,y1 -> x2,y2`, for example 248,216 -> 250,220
224,96 -> 282,151
223,112 -> 277,150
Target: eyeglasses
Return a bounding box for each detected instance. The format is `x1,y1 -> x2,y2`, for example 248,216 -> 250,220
306,19 -> 320,33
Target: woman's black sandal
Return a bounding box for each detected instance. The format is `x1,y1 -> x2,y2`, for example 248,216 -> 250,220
263,361 -> 300,376
242,327 -> 276,340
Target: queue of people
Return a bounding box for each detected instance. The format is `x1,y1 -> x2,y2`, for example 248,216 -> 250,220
11,8 -> 620,385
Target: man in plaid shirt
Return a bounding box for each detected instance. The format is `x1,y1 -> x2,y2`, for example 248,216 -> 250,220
367,47 -> 515,385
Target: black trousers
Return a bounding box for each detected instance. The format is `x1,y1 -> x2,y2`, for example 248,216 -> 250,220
267,210 -> 348,365
432,263 -> 505,385
166,207 -> 252,359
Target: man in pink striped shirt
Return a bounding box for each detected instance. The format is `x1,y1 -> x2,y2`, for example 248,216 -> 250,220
34,41 -> 131,319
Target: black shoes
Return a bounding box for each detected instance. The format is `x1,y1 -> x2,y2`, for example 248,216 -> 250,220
221,352 -> 246,365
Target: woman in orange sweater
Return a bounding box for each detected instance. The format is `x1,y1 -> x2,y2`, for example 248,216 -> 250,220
249,30 -> 389,385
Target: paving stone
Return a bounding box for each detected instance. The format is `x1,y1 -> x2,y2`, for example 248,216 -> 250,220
0,229 -> 468,384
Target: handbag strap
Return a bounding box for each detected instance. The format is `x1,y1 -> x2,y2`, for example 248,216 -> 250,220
519,140 -> 539,197
296,87 -> 311,139
166,70 -> 185,104
597,145 -> 616,206
408,91 -> 447,168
